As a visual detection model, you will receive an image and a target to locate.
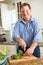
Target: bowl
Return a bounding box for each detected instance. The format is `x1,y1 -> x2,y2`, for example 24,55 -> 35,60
0,54 -> 7,64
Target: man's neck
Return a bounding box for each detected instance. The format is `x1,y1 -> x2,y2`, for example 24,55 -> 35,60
24,18 -> 30,24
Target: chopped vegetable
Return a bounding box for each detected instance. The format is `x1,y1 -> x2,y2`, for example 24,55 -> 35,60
11,50 -> 23,60
18,50 -> 23,56
11,55 -> 15,60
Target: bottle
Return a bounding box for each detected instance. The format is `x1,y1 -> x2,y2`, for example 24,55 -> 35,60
3,45 -> 7,55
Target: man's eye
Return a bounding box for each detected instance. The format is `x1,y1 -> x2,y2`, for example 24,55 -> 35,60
22,11 -> 24,13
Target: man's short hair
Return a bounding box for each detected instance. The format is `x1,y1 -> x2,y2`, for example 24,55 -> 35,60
21,3 -> 31,9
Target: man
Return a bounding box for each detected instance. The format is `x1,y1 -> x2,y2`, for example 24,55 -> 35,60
12,3 -> 42,58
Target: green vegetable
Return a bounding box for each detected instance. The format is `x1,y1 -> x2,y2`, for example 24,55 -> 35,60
0,55 -> 4,60
11,50 -> 23,60
18,50 -> 23,56
14,54 -> 21,59
11,55 -> 15,60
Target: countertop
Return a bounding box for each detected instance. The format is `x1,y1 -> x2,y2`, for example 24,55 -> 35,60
0,41 -> 17,45
0,42 -> 43,47
39,43 -> 43,47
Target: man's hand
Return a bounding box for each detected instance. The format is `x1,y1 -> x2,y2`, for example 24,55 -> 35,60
25,47 -> 34,56
25,42 -> 38,56
16,38 -> 26,51
19,39 -> 26,51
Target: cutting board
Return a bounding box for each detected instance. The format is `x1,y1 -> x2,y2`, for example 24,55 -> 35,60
8,55 -> 37,65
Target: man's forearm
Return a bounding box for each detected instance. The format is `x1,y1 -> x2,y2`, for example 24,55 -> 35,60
15,38 -> 24,44
30,42 -> 38,50
15,38 -> 26,51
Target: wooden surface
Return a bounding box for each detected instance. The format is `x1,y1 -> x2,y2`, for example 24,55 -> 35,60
8,58 -> 43,65
8,55 -> 38,65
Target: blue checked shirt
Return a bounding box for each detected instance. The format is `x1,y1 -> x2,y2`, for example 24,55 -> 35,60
12,17 -> 42,47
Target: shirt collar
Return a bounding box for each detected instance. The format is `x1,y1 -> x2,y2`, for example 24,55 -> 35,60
29,16 -> 34,23
20,16 -> 34,25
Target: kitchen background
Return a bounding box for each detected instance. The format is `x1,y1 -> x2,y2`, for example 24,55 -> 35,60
0,0 -> 43,58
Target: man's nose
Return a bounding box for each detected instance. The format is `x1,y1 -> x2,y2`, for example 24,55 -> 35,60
24,11 -> 27,15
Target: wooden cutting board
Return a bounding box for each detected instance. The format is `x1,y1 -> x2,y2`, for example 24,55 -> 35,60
8,58 -> 43,65
8,55 -> 37,65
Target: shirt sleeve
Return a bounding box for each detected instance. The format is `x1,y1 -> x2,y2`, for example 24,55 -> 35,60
32,21 -> 42,43
12,21 -> 20,41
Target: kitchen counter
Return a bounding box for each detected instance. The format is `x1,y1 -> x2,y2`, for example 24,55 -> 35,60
0,41 -> 17,46
0,42 -> 43,47
39,42 -> 43,47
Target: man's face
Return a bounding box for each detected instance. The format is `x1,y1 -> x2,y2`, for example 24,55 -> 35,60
21,5 -> 31,22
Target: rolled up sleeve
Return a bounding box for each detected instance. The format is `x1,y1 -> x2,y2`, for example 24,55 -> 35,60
33,22 -> 42,43
12,21 -> 20,41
